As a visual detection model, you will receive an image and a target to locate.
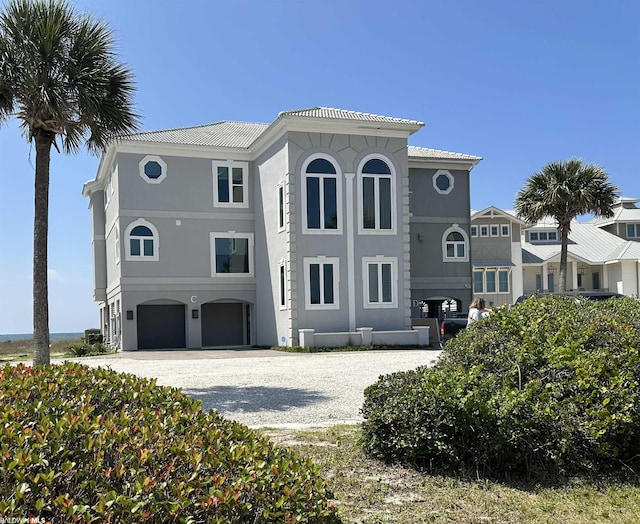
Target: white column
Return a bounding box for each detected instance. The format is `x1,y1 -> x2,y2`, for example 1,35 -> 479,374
571,260 -> 579,291
345,173 -> 356,331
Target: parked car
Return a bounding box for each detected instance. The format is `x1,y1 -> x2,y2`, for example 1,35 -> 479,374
514,291 -> 623,305
440,317 -> 468,343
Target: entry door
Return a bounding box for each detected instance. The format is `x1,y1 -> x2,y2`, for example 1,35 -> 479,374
201,303 -> 244,347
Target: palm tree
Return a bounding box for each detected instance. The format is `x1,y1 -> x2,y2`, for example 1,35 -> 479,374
515,159 -> 618,293
0,0 -> 139,365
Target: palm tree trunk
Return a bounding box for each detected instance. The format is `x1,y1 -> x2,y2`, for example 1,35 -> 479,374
558,225 -> 570,293
33,132 -> 54,366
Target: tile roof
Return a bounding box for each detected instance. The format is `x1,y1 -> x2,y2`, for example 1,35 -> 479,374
279,107 -> 424,126
123,121 -> 269,148
408,145 -> 482,161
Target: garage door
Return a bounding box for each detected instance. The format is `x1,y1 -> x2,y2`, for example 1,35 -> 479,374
201,302 -> 244,347
137,304 -> 186,349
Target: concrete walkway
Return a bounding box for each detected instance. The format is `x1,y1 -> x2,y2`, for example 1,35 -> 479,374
68,349 -> 440,428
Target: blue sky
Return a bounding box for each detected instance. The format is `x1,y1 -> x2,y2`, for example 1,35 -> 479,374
0,0 -> 638,333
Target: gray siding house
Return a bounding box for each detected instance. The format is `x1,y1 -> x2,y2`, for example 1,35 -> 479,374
83,108 -> 481,350
470,198 -> 640,306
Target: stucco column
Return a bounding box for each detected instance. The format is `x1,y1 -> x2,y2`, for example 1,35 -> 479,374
542,264 -> 549,291
571,260 -> 578,291
345,172 -> 356,332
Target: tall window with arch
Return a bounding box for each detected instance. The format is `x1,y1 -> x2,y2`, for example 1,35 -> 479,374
302,155 -> 341,233
359,156 -> 394,233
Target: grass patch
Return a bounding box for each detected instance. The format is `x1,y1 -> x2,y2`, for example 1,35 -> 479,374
271,344 -> 430,353
261,425 -> 640,523
0,337 -> 83,360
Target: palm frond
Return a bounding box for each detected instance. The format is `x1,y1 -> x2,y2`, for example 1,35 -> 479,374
0,0 -> 139,152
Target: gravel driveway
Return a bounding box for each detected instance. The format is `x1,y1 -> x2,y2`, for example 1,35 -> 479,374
71,349 -> 440,428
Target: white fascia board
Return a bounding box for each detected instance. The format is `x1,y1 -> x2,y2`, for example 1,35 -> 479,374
408,158 -> 481,171
250,116 -> 422,159
82,144 -> 116,197
113,140 -> 253,161
471,206 -> 528,225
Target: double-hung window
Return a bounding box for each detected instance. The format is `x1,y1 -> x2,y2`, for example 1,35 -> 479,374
210,232 -> 254,276
363,257 -> 397,308
359,156 -> 395,234
213,161 -> 248,208
303,156 -> 341,233
304,257 -> 339,309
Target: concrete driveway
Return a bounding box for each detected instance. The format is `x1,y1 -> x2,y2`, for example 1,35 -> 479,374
71,349 -> 440,428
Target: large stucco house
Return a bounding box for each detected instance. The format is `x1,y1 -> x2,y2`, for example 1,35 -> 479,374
470,197 -> 640,308
83,107 -> 481,350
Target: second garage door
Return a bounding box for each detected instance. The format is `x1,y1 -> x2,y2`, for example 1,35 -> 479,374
201,302 -> 244,347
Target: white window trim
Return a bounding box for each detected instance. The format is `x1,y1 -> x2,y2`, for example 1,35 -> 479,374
210,232 -> 254,277
442,225 -> 469,262
490,225 -> 499,237
124,219 -> 159,261
470,225 -> 478,237
303,256 -> 340,310
212,160 -> 249,209
432,169 -> 454,195
301,154 -> 343,235
480,225 -> 489,237
278,261 -> 287,310
500,224 -> 510,237
139,155 -> 167,184
473,270 -> 484,293
473,267 -> 511,294
277,180 -> 286,232
362,256 -> 398,309
114,224 -> 120,265
357,154 -> 397,235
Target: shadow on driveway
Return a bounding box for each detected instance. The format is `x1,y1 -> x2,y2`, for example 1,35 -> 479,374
182,385 -> 330,414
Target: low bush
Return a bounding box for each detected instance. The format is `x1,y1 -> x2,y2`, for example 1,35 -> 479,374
361,296 -> 640,478
0,362 -> 340,523
66,341 -> 111,357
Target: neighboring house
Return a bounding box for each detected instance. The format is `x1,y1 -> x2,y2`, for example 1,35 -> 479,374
470,198 -> 640,307
83,107 -> 481,350
469,207 -> 527,307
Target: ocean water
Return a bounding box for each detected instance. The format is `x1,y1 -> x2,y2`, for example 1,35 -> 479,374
0,332 -> 84,342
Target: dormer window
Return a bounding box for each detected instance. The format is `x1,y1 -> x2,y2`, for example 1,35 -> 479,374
529,230 -> 557,242
627,224 -> 640,238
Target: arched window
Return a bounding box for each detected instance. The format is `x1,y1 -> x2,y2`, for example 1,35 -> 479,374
358,155 -> 395,234
125,219 -> 159,261
302,154 -> 342,233
442,226 -> 468,262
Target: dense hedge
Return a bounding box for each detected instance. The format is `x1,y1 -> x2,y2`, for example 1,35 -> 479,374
361,295 -> 640,478
0,362 -> 340,523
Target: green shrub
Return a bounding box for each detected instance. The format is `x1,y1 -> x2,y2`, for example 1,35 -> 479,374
0,362 -> 340,523
66,342 -> 111,357
361,296 -> 640,478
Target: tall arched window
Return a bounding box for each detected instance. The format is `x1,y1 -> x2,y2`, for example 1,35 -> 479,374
442,226 -> 468,262
125,219 -> 159,261
358,155 -> 395,234
301,154 -> 342,234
